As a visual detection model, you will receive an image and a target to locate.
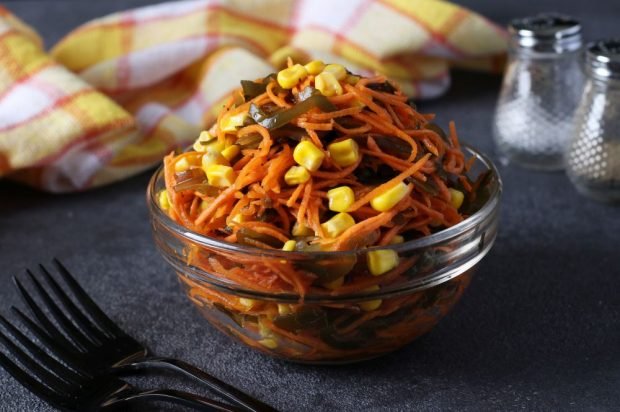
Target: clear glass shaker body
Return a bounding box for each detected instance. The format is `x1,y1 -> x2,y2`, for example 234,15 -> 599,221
566,41 -> 620,203
493,14 -> 584,171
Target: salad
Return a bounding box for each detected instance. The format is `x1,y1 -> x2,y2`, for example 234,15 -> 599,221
156,60 -> 494,361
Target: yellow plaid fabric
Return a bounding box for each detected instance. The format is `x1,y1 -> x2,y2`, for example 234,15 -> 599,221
0,0 -> 506,191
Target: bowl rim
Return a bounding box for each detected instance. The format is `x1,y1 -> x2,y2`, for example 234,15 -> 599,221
147,143 -> 502,258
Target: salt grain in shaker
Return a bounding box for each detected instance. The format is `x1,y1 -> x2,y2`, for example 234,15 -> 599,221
566,40 -> 620,203
493,14 -> 584,170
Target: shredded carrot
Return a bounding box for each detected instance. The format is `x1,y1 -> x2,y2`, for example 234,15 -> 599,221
261,145 -> 294,193
238,124 -> 272,158
385,103 -> 405,130
310,157 -> 361,180
267,81 -> 291,108
333,120 -> 372,135
348,154 -> 430,212
237,221 -> 290,241
333,207 -> 400,250
195,185 -> 237,225
345,83 -> 391,122
308,198 -> 324,237
306,129 -> 323,148
286,182 -> 306,208
464,155 -> 477,173
449,120 -> 460,148
296,178 -> 313,227
327,91 -> 357,105
378,224 -> 406,246
308,105 -> 363,121
296,120 -> 333,131
163,153 -> 195,229
353,111 -> 419,161
458,175 -> 473,192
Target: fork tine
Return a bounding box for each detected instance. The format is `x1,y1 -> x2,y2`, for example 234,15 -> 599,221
23,269 -> 96,352
0,352 -> 65,408
0,325 -> 73,394
11,307 -> 89,376
38,264 -> 107,345
53,258 -> 125,338
13,276 -> 78,353
0,315 -> 85,385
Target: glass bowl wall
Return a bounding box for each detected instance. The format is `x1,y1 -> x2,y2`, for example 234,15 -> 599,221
147,145 -> 501,364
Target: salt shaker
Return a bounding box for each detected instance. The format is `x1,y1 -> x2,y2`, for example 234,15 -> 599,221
566,40 -> 620,203
493,14 -> 584,170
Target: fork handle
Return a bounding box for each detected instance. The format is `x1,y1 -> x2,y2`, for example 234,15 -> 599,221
104,388 -> 243,411
121,357 -> 278,412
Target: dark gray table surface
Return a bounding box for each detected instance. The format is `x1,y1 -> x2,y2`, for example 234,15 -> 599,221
1,1 -> 619,411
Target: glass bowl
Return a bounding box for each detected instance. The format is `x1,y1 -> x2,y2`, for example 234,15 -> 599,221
147,145 -> 501,364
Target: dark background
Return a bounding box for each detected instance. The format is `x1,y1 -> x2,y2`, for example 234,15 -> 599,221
1,1 -> 619,411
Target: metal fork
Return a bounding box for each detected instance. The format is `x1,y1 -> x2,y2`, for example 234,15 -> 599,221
0,313 -> 242,411
12,259 -> 276,412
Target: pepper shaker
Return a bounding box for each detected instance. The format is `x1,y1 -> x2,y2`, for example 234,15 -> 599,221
566,40 -> 620,203
493,14 -> 584,170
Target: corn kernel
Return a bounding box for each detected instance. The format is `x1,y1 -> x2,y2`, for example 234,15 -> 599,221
282,240 -> 297,251
221,144 -> 240,161
352,99 -> 366,108
193,131 -> 216,152
284,166 -> 311,185
360,299 -> 382,311
277,64 -> 308,89
323,276 -> 345,290
323,64 -> 347,80
293,141 -> 325,172
304,60 -> 325,75
370,181 -> 409,212
292,222 -> 314,237
193,141 -> 206,152
449,188 -> 465,209
258,318 -> 272,337
315,72 -> 343,97
327,138 -> 359,167
258,338 -> 278,349
367,250 -> 399,276
174,158 -> 190,172
327,186 -> 355,212
346,75 -> 361,85
359,286 -> 382,311
206,164 -> 236,188
220,112 -> 247,132
429,219 -> 442,227
389,235 -> 404,245
230,213 -> 246,224
200,130 -> 214,139
209,141 -> 227,153
158,190 -> 170,210
277,304 -> 292,315
200,200 -> 211,210
239,298 -> 256,309
321,212 -> 355,238
201,149 -> 228,174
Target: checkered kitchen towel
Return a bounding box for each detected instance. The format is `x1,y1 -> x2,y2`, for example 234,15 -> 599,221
0,0 -> 506,192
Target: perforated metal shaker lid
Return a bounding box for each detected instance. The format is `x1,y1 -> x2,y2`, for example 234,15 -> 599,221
586,39 -> 620,79
509,13 -> 582,53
